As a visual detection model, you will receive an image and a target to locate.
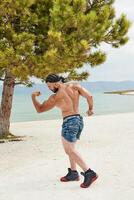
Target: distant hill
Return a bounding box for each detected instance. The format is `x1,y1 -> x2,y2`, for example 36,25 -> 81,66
80,81 -> 134,92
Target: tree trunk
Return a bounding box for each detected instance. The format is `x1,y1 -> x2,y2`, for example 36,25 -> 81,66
0,71 -> 15,138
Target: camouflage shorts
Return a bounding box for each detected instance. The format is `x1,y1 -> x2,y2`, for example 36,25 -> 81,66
61,114 -> 84,142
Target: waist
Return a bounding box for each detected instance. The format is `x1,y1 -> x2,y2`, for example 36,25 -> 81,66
63,114 -> 82,121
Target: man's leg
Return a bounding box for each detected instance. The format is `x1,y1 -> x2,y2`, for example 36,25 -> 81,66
61,137 -> 77,170
69,155 -> 77,171
61,137 -> 89,172
61,136 -> 98,188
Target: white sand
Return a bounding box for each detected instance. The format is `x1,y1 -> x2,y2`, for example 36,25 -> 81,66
123,91 -> 134,95
0,112 -> 134,200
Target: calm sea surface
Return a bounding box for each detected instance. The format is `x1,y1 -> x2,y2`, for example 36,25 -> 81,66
0,83 -> 134,122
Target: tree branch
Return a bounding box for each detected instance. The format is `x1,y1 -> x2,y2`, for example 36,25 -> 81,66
0,78 -> 5,81
14,81 -> 34,87
14,82 -> 23,85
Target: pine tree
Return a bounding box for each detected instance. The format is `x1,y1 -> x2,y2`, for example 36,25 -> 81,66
0,0 -> 131,138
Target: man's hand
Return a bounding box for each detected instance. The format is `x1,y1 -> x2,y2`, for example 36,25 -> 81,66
86,109 -> 94,116
31,91 -> 41,113
31,91 -> 41,97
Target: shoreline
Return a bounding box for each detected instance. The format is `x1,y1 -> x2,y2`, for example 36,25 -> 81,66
10,111 -> 134,125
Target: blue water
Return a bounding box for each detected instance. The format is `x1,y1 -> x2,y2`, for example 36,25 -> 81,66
0,83 -> 134,122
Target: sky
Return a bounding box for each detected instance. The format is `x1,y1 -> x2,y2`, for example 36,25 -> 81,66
86,0 -> 134,81
31,0 -> 134,83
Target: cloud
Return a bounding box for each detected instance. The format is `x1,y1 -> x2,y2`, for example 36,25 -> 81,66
87,0 -> 134,81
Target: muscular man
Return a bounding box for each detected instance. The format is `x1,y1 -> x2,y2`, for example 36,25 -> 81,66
31,74 -> 98,188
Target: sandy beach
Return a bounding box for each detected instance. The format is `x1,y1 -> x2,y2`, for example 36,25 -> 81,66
0,112 -> 134,200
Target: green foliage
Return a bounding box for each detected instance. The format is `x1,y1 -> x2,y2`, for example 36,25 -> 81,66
0,0 -> 131,82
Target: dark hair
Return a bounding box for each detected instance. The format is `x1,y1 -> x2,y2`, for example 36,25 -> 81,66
45,74 -> 66,83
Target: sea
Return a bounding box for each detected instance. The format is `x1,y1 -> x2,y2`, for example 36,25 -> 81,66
0,82 -> 134,123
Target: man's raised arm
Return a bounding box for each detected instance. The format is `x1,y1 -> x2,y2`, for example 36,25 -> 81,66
31,91 -> 56,113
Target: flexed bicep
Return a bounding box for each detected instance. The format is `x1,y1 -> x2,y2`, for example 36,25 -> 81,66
39,95 -> 56,112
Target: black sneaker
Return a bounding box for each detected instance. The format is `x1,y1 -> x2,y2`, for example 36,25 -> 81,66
60,168 -> 80,182
80,169 -> 98,188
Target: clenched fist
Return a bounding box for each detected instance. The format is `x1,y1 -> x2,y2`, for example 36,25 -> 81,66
31,91 -> 41,97
86,109 -> 94,116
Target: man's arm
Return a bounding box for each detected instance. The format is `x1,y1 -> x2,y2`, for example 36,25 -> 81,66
31,92 -> 56,113
73,84 -> 93,111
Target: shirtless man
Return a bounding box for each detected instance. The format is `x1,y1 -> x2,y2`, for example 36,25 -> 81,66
31,74 -> 98,188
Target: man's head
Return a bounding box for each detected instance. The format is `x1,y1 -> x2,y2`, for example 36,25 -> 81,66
45,74 -> 66,93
